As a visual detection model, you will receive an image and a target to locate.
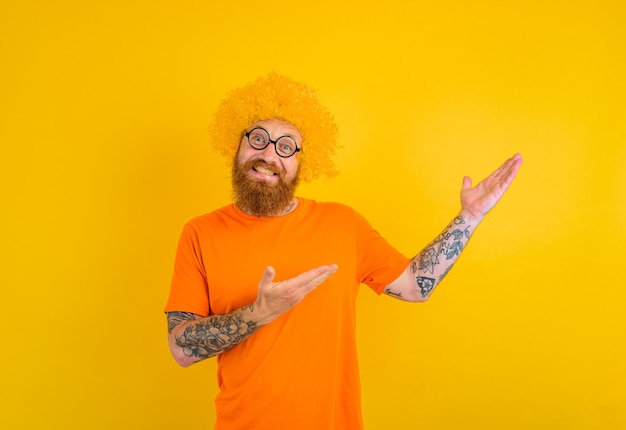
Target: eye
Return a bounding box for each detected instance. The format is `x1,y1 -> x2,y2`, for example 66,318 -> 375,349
280,142 -> 293,151
248,129 -> 268,147
276,137 -> 296,155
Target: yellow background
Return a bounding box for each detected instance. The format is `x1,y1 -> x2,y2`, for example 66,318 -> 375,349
1,1 -> 624,429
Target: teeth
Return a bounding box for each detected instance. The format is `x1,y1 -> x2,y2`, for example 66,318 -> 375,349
255,166 -> 275,176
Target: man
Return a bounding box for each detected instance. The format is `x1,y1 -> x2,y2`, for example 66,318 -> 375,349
165,72 -> 523,429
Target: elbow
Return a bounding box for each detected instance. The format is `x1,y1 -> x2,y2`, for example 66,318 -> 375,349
402,286 -> 431,303
175,356 -> 194,368
168,338 -> 197,368
408,292 -> 430,303
169,345 -> 192,367
168,338 -> 217,367
413,295 -> 430,303
404,286 -> 432,302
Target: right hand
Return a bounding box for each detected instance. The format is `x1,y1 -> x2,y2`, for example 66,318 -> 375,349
254,264 -> 338,325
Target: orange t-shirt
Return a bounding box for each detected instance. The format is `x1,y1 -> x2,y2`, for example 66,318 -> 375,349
165,198 -> 409,429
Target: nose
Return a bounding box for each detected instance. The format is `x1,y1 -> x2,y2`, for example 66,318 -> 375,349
258,141 -> 281,162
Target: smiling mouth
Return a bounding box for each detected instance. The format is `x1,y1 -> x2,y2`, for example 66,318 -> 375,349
253,165 -> 278,176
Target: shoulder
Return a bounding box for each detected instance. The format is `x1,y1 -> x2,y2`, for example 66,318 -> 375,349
296,198 -> 369,228
182,204 -> 237,231
299,198 -> 356,216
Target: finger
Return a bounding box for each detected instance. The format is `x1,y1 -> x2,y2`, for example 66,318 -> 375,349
499,154 -> 523,186
503,153 -> 523,172
259,265 -> 276,287
510,153 -> 524,173
491,159 -> 510,181
289,264 -> 339,293
462,176 -> 472,191
304,264 -> 339,285
492,153 -> 523,183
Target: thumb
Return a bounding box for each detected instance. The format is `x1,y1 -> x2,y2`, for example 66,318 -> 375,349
260,265 -> 276,286
462,176 -> 472,191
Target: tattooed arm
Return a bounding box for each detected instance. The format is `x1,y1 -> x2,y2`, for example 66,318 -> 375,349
384,211 -> 477,301
384,153 -> 523,302
167,307 -> 260,367
167,264 -> 338,367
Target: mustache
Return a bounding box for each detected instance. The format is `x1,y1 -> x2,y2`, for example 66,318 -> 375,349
243,160 -> 285,179
232,156 -> 299,216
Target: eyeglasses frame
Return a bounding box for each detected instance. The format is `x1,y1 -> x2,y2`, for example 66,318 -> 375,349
244,127 -> 301,158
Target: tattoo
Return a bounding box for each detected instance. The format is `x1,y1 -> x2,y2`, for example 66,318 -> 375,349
413,216 -> 472,275
384,288 -> 403,298
173,306 -> 259,360
414,246 -> 439,274
416,276 -> 435,298
408,215 -> 474,298
167,312 -> 199,334
282,201 -> 296,214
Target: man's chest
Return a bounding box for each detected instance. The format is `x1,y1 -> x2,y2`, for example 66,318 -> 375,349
201,219 -> 358,315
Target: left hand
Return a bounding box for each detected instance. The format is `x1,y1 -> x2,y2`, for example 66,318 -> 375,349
460,153 -> 523,222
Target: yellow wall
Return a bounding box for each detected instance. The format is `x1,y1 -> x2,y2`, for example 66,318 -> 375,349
1,1 -> 624,429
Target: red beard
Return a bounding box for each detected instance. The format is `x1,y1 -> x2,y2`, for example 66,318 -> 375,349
231,158 -> 300,216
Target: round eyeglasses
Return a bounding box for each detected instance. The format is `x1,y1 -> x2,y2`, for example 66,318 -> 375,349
244,127 -> 300,158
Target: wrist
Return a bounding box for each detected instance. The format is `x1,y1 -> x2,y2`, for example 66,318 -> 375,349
458,208 -> 484,226
248,300 -> 273,326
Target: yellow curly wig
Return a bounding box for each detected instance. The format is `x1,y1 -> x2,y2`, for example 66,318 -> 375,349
209,72 -> 339,182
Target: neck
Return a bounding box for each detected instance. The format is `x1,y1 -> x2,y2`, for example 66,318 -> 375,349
279,198 -> 298,215
238,197 -> 299,217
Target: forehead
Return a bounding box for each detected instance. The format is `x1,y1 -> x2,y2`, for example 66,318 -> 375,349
249,119 -> 303,140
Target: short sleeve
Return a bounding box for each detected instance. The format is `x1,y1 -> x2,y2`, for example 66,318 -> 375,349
353,210 -> 410,295
164,223 -> 211,316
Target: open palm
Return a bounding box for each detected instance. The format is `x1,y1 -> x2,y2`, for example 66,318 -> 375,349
460,153 -> 523,221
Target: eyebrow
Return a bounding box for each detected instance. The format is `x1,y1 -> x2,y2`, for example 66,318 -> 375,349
252,126 -> 299,141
